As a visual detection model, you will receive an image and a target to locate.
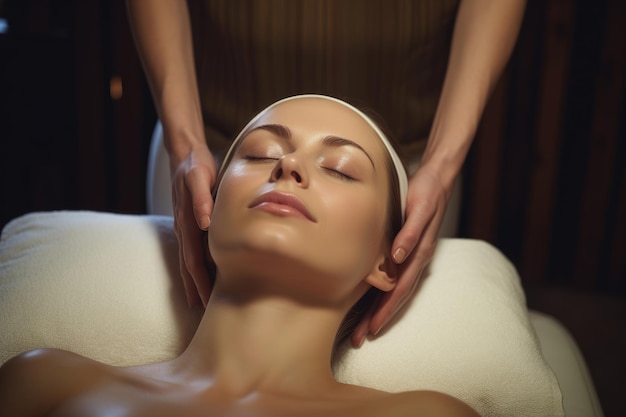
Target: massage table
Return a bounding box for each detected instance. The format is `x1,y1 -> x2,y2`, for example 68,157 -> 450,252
0,123 -> 604,417
146,124 -> 603,417
146,123 -> 604,417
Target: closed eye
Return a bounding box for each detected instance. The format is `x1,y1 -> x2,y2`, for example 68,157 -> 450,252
244,155 -> 280,161
322,167 -> 356,181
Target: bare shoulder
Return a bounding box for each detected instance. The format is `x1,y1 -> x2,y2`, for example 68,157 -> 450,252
0,348 -> 109,417
377,390 -> 481,417
0,347 -> 106,384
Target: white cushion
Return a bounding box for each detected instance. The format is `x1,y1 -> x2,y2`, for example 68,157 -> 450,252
0,211 -> 563,417
529,311 -> 604,417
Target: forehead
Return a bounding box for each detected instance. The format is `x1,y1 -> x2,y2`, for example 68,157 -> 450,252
250,98 -> 387,159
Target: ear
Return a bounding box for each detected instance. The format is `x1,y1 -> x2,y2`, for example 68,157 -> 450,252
364,253 -> 398,292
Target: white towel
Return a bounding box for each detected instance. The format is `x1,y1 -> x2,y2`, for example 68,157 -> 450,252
0,211 -> 563,416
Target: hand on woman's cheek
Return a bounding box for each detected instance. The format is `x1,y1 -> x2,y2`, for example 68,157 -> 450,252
352,165 -> 449,346
171,145 -> 217,308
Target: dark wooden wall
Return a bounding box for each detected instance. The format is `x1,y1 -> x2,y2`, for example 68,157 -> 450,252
463,0 -> 626,295
0,0 -> 154,225
1,0 -> 624,296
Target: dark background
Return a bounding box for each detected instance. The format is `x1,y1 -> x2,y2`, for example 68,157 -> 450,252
0,0 -> 624,415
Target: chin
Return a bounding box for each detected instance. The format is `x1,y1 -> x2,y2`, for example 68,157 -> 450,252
210,219 -> 307,268
210,229 -> 350,303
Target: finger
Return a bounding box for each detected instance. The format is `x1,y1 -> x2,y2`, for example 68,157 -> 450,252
173,180 -> 206,308
181,252 -> 202,307
351,312 -> 371,348
371,215 -> 442,335
187,231 -> 212,307
173,182 -> 197,307
351,293 -> 381,347
179,209 -> 212,307
369,255 -> 424,336
185,165 -> 215,230
391,200 -> 435,264
176,220 -> 202,307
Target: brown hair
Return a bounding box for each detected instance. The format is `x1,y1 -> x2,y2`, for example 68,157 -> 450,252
332,107 -> 404,351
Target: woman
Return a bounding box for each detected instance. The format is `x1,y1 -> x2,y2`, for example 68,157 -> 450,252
0,95 -> 479,416
126,1 -> 527,346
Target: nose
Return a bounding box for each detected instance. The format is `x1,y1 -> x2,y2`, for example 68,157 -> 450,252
270,154 -> 308,187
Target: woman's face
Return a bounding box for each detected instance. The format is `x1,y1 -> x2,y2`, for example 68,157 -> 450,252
208,97 -> 392,305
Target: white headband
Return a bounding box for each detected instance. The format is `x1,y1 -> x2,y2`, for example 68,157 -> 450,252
221,94 -> 408,221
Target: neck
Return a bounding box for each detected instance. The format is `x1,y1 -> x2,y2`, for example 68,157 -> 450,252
175,283 -> 348,399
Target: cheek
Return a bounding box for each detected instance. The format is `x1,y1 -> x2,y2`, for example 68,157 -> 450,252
321,186 -> 387,255
315,190 -> 387,290
212,172 -> 241,220
209,167 -> 259,253
213,163 -> 263,216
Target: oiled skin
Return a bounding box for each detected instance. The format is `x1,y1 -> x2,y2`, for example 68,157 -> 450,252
0,349 -> 479,417
0,99 -> 485,417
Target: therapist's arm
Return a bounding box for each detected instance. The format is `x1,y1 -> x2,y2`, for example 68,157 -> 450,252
353,0 -> 527,346
126,0 -> 216,307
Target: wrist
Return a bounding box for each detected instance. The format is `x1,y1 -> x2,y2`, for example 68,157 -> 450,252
162,124 -> 208,167
419,138 -> 467,192
418,91 -> 479,185
168,142 -> 218,186
156,83 -> 206,167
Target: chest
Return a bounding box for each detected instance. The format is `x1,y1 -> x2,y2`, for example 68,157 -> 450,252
50,388 -> 391,417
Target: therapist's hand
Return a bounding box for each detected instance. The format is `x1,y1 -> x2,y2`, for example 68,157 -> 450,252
351,163 -> 451,347
171,144 -> 217,308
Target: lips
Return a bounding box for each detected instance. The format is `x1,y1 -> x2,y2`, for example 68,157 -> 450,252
248,191 -> 317,222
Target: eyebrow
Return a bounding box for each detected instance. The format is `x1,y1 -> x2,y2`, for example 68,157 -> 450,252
247,124 -> 292,140
245,124 -> 376,170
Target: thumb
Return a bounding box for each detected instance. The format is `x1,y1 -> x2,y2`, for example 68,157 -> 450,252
391,202 -> 434,264
185,165 -> 215,230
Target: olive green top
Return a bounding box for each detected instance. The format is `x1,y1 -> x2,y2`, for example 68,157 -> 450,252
188,0 -> 460,162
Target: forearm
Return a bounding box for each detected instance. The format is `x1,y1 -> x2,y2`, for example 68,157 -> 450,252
126,0 -> 206,166
421,0 -> 526,188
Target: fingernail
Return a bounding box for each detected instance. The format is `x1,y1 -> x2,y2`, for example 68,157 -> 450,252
373,320 -> 385,336
356,334 -> 365,348
393,248 -> 406,263
200,215 -> 210,230
374,314 -> 394,336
